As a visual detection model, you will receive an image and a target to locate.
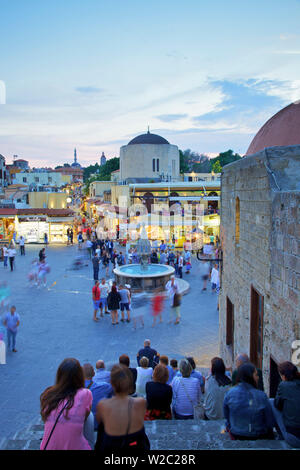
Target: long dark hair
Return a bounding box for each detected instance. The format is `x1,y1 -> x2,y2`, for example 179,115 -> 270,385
278,361 -> 300,381
211,357 -> 231,386
40,358 -> 84,421
236,362 -> 257,388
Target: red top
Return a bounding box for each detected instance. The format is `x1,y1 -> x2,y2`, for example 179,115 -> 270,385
92,285 -> 100,300
152,294 -> 164,315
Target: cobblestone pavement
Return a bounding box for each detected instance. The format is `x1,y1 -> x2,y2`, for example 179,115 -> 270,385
0,244 -> 219,441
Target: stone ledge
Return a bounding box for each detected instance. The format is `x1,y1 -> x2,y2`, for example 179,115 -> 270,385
0,417 -> 297,451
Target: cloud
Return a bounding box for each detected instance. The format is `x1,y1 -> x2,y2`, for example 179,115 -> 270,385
274,50 -> 300,55
75,86 -> 105,94
155,113 -> 188,122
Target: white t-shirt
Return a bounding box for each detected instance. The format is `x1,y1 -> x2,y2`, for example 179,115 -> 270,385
136,367 -> 153,397
7,248 -> 16,258
100,283 -> 109,298
211,268 -> 219,285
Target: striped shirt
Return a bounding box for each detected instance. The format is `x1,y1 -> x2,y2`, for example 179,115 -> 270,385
171,376 -> 201,416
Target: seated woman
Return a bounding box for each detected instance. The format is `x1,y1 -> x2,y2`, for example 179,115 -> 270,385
203,357 -> 232,420
136,357 -> 153,397
95,364 -> 150,452
171,358 -> 201,420
145,364 -> 172,420
223,362 -> 274,440
40,358 -> 94,450
270,361 -> 300,448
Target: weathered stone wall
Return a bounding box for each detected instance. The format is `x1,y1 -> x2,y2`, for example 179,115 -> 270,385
219,154 -> 272,374
219,146 -> 300,393
268,191 -> 300,368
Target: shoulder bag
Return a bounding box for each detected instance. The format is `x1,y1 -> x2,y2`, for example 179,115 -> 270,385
180,379 -> 205,420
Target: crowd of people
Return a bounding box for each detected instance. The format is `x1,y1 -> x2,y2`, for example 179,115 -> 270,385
38,341 -> 300,450
91,276 -> 182,329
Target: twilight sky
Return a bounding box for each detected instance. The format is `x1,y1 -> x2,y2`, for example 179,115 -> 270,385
0,0 -> 300,167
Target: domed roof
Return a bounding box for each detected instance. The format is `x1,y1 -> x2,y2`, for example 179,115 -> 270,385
128,131 -> 169,145
246,100 -> 300,155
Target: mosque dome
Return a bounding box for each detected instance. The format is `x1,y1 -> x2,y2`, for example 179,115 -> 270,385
246,100 -> 300,155
128,130 -> 169,146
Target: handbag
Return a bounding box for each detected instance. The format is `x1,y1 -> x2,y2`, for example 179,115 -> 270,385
43,400 -> 70,450
180,379 -> 205,420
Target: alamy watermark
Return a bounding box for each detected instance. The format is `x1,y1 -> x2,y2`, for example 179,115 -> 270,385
0,80 -> 6,104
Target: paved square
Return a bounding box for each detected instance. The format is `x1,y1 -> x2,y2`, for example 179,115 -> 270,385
0,245 -> 219,440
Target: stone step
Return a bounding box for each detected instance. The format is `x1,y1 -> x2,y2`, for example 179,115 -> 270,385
0,417 -> 295,450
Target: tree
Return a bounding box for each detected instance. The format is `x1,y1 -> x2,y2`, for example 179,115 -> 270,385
211,160 -> 222,173
179,150 -> 189,173
83,157 -> 120,194
83,157 -> 119,182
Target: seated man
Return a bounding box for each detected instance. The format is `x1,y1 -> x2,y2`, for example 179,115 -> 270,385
94,360 -> 111,384
159,355 -> 175,385
232,353 -> 264,391
83,363 -> 113,430
119,354 -> 137,395
137,339 -> 159,369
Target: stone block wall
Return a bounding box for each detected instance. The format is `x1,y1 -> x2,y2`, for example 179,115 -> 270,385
267,191 -> 300,370
219,146 -> 300,393
219,153 -> 272,376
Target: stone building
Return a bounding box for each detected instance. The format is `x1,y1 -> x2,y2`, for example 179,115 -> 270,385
119,129 -> 180,183
219,101 -> 300,395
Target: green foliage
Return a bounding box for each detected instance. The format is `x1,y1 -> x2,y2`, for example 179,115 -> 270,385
83,157 -> 120,195
83,157 -> 119,181
179,150 -> 189,173
211,160 -> 222,173
189,149 -> 241,173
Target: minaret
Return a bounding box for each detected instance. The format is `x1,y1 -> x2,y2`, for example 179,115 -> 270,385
100,152 -> 106,166
74,148 -> 77,165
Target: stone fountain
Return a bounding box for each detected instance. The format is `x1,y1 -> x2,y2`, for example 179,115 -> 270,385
113,225 -> 175,292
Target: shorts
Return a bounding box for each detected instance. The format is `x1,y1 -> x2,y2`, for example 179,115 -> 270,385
202,275 -> 209,281
120,302 -> 130,312
100,298 -> 108,308
93,300 -> 100,309
212,283 -> 217,290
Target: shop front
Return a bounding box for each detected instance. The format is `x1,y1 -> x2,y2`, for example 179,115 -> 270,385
48,217 -> 73,243
16,216 -> 49,243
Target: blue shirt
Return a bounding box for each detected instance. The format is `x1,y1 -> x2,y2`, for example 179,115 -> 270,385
167,365 -> 175,384
4,312 -> 20,333
94,369 -> 111,384
85,380 -> 113,430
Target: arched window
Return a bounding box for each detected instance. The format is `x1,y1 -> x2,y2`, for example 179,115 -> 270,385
156,158 -> 159,172
152,158 -> 155,172
235,197 -> 240,244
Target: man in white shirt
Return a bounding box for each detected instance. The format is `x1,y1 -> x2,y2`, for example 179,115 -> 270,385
7,246 -> 17,272
210,264 -> 219,293
178,253 -> 184,279
166,275 -> 179,306
99,278 -> 109,315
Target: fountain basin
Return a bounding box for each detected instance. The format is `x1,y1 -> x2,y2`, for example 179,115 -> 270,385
113,264 -> 175,291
